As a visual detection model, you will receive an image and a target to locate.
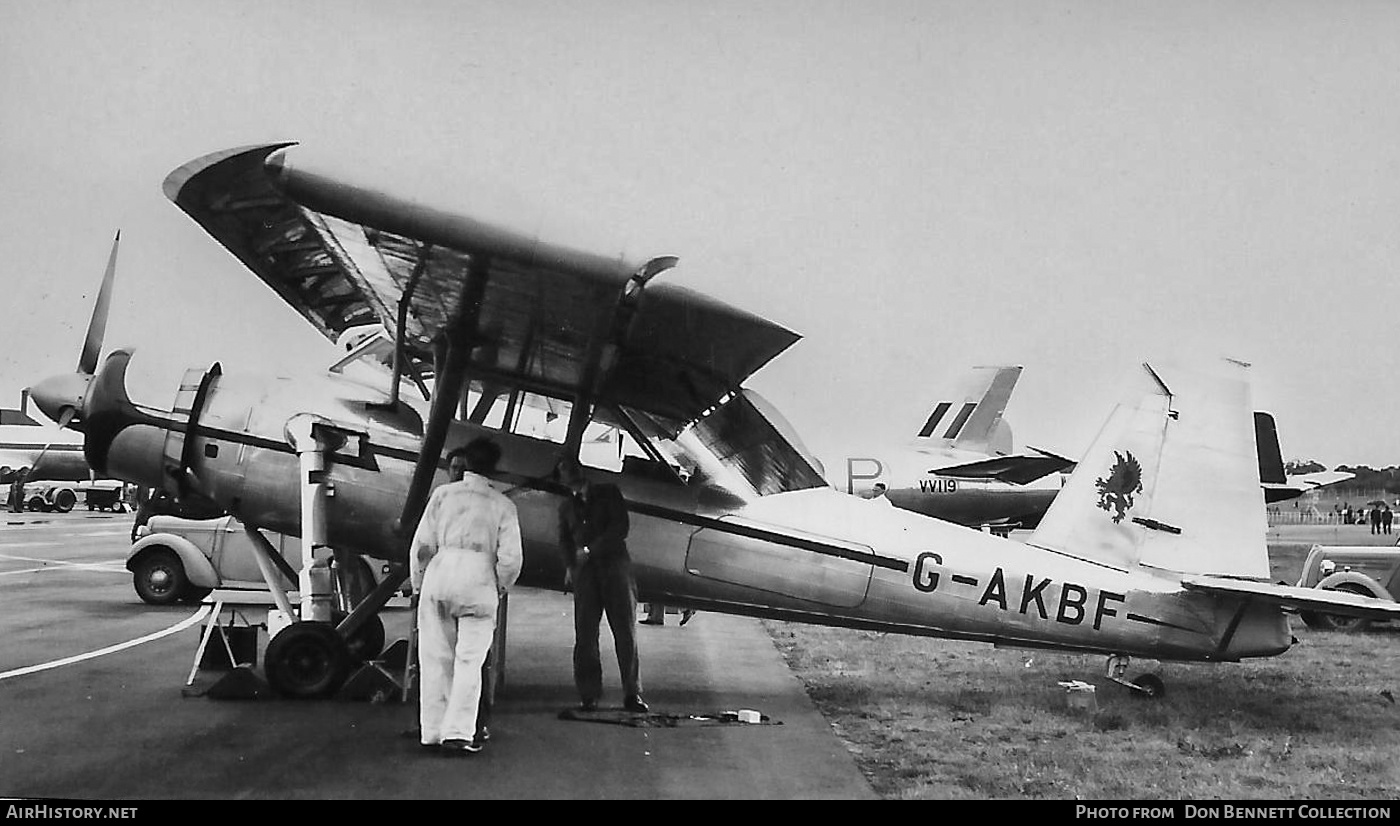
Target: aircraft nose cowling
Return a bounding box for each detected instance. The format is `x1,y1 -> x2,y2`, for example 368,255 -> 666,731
29,372 -> 92,429
78,349 -> 143,475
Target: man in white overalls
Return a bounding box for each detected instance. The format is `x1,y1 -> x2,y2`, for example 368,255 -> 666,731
411,437 -> 522,754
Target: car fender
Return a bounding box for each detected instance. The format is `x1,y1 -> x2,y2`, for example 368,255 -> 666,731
126,533 -> 220,590
1315,571 -> 1394,603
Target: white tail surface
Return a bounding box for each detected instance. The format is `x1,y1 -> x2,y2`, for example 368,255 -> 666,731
1028,359 -> 1268,579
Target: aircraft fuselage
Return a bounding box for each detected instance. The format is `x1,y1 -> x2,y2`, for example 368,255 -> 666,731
95,356 -> 1291,664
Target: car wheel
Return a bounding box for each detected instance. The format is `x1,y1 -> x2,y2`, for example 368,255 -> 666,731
1316,583 -> 1375,633
52,489 -> 76,513
26,496 -> 47,512
133,548 -> 188,606
265,621 -> 351,699
1299,611 -> 1327,630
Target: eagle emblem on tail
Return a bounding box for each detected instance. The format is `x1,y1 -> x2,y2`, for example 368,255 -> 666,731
1095,450 -> 1143,523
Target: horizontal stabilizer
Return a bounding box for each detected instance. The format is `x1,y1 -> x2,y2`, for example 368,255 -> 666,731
1182,575 -> 1400,622
930,452 -> 1076,485
1261,471 -> 1356,504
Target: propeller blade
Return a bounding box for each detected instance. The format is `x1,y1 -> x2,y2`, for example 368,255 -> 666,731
78,231 -> 120,376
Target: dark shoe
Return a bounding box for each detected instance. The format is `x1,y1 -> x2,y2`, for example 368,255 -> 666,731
640,618 -> 663,625
475,726 -> 490,743
578,699 -> 598,712
625,694 -> 649,713
680,609 -> 696,626
441,738 -> 482,754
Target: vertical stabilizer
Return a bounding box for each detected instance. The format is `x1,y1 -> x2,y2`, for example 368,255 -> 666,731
1029,359 -> 1269,579
914,365 -> 1023,452
1254,412 -> 1286,485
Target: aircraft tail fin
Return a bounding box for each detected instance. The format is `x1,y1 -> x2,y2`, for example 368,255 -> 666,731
913,365 -> 1022,452
1254,412 -> 1287,485
1028,359 -> 1269,579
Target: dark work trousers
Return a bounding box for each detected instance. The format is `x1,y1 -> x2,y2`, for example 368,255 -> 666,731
573,556 -> 641,702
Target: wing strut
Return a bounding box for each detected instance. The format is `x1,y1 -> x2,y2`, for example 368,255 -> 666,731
384,244 -> 432,410
396,255 -> 492,536
560,256 -> 678,464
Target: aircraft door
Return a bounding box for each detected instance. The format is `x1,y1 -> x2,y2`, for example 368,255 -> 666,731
684,520 -> 873,609
159,365 -> 220,493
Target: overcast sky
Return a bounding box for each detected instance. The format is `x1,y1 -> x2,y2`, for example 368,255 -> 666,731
3,0 -> 1398,468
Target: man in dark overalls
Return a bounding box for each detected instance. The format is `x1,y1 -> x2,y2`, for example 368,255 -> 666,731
558,462 -> 647,713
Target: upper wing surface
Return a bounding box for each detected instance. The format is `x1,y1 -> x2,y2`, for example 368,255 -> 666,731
163,143 -> 800,424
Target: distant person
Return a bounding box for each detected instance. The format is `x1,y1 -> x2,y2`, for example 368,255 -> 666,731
1385,506 -> 1393,536
411,438 -> 522,754
1371,506 -> 1383,535
558,461 -> 647,713
1344,504 -> 1353,525
8,469 -> 25,513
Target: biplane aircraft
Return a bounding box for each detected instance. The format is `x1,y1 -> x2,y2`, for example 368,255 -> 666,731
29,143 -> 1400,701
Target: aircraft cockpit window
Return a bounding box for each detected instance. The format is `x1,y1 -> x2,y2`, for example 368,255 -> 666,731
620,393 -> 826,500
463,388 -> 631,473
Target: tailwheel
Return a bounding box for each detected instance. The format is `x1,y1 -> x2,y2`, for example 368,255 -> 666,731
1130,673 -> 1166,699
264,621 -> 351,699
1105,653 -> 1165,699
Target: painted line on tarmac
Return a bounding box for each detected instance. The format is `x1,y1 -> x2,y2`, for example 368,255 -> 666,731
0,563 -> 127,577
0,551 -> 125,567
0,604 -> 212,682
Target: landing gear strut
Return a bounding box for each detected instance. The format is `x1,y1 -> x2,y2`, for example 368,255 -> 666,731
1105,654 -> 1166,699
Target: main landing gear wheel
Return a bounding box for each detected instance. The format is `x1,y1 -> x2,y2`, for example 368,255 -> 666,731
264,621 -> 351,699
1130,673 -> 1166,699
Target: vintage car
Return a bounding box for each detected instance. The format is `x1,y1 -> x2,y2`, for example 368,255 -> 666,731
127,513 -> 398,609
1296,541 -> 1400,632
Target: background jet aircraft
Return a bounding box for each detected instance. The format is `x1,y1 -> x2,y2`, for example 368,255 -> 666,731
1254,411 -> 1355,503
836,367 -> 1352,532
831,365 -> 1076,531
31,142 -> 1398,703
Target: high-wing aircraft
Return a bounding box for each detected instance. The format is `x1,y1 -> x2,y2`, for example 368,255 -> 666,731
30,143 -> 1400,702
832,365 -> 1073,532
836,367 -> 1351,533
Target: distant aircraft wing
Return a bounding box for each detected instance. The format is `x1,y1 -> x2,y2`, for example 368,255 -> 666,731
163,143 -> 800,426
1182,575 -> 1400,622
930,451 -> 1075,485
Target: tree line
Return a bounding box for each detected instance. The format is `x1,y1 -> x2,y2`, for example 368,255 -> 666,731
1287,459 -> 1400,495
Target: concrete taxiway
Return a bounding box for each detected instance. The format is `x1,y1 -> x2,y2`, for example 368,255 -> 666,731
0,511 -> 876,800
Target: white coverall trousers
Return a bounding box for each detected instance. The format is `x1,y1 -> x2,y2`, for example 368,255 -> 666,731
417,549 -> 498,746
